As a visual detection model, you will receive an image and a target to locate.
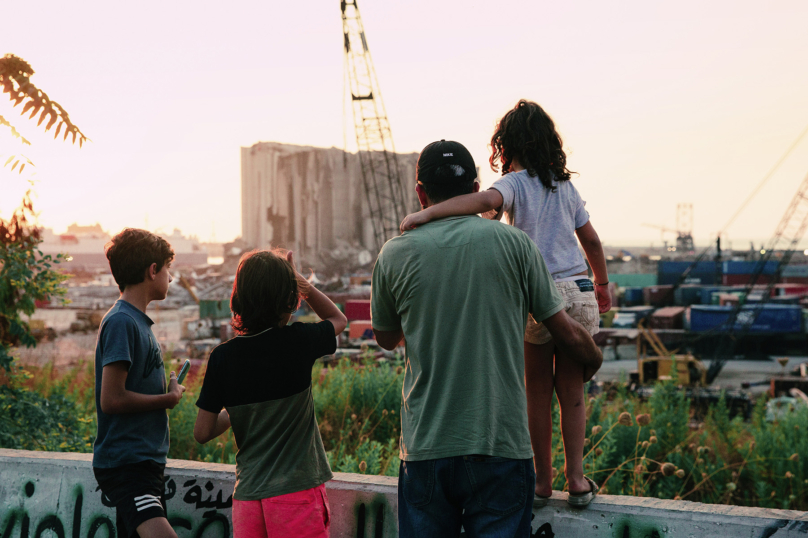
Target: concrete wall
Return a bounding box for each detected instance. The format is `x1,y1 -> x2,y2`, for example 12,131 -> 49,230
2,449 -> 807,538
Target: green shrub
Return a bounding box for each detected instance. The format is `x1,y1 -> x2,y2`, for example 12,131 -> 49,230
4,356 -> 808,510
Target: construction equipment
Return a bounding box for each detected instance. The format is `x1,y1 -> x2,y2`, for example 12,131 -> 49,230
642,203 -> 695,252
705,171 -> 808,383
177,274 -> 199,304
636,321 -> 706,386
341,0 -> 409,251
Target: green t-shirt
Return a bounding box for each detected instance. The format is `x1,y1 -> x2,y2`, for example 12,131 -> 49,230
371,215 -> 564,461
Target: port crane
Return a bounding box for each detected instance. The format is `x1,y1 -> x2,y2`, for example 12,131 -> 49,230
704,171 -> 808,383
642,203 -> 695,252
341,0 -> 409,252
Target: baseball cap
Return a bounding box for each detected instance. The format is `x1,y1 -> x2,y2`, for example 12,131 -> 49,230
416,140 -> 477,185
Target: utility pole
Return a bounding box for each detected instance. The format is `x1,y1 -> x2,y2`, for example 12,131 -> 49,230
341,0 -> 409,252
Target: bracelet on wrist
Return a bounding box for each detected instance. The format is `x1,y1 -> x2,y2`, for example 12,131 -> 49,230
595,281 -> 609,286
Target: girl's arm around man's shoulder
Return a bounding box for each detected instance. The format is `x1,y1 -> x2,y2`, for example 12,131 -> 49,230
399,189 -> 504,232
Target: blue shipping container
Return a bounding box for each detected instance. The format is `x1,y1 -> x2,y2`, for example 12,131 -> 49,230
722,260 -> 780,275
623,287 -> 645,306
689,304 -> 803,334
658,261 -> 719,274
674,285 -> 703,306
658,272 -> 717,285
657,261 -> 718,285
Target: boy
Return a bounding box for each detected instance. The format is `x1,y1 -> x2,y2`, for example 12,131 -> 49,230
93,228 -> 186,538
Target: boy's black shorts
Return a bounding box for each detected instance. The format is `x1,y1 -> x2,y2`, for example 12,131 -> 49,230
93,460 -> 167,538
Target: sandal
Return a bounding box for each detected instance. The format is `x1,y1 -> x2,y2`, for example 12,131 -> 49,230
533,493 -> 551,508
566,476 -> 599,507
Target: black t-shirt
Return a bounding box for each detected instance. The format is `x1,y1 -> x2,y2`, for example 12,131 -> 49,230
196,320 -> 336,412
195,320 -> 336,500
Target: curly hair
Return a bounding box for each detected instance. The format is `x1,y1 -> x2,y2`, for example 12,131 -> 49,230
230,249 -> 300,335
489,99 -> 574,192
105,228 -> 174,292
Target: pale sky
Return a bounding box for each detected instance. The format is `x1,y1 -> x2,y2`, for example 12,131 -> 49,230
2,0 -> 808,248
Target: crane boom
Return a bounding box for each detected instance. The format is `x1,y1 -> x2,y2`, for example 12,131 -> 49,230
341,0 -> 409,251
706,171 -> 808,383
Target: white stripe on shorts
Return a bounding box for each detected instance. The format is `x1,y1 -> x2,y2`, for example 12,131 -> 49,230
135,494 -> 159,505
136,501 -> 163,512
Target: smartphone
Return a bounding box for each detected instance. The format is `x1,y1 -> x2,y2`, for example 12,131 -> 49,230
176,359 -> 191,385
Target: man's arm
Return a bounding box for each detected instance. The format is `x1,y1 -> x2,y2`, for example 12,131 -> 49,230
373,328 -> 404,351
194,409 -> 231,444
541,310 -> 603,381
99,362 -> 185,414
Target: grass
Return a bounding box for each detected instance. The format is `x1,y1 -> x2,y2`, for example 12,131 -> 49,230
2,355 -> 806,510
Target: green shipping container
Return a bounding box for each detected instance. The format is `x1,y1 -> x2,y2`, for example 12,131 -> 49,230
610,274 -> 658,288
199,299 -> 231,319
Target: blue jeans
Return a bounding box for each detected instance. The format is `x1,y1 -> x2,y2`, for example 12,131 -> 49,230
398,455 -> 535,538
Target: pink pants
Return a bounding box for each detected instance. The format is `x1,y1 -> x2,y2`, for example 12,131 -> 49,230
232,484 -> 330,538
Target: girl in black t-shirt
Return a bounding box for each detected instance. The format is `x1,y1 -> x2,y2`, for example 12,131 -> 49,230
193,249 -> 347,538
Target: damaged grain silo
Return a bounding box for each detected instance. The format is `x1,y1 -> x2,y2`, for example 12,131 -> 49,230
240,142 -> 419,271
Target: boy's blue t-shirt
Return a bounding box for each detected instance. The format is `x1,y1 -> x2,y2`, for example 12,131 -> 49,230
93,299 -> 169,468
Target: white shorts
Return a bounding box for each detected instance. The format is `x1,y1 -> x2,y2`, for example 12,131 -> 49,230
526,279 -> 600,345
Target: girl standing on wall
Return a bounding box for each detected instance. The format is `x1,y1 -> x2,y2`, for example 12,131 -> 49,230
400,99 -> 611,507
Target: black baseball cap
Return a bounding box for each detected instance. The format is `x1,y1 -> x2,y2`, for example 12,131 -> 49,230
416,140 -> 477,185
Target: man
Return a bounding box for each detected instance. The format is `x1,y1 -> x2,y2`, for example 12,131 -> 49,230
371,140 -> 603,538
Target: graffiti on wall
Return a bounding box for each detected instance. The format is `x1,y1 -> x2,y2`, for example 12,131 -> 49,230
0,476 -> 232,538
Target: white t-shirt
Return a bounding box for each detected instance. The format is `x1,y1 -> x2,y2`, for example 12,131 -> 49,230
492,170 -> 590,280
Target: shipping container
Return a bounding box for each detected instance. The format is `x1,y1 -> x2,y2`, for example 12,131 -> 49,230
643,285 -> 674,306
199,299 -> 231,319
657,261 -> 719,285
610,273 -> 658,288
345,300 -> 371,321
774,283 -> 808,297
658,261 -> 719,274
689,304 -> 803,334
722,273 -> 776,286
722,260 -> 780,275
770,296 -> 801,305
782,265 -> 808,278
623,287 -> 645,306
700,286 -> 735,304
650,306 -> 685,329
674,285 -> 704,306
657,272 -> 717,285
348,321 -> 375,340
613,306 -> 655,329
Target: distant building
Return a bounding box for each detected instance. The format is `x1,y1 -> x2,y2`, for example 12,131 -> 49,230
240,142 -> 419,266
39,225 -> 208,270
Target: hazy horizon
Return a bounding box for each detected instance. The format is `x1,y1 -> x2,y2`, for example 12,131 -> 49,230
2,1 -> 808,247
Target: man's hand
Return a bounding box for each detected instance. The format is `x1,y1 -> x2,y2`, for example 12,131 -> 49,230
595,283 -> 611,314
166,371 -> 186,409
583,364 -> 599,383
542,310 -> 603,372
400,211 -> 430,233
